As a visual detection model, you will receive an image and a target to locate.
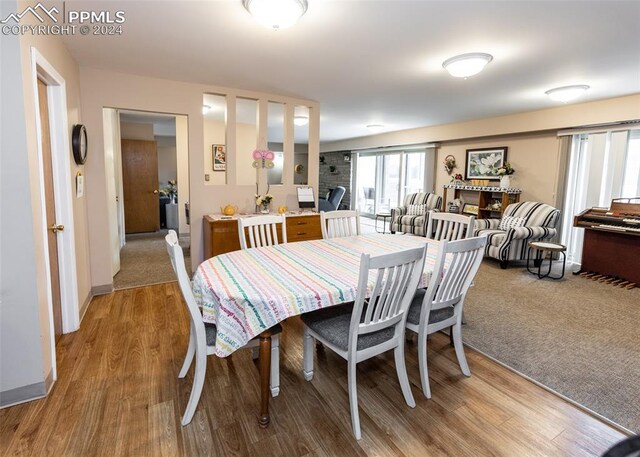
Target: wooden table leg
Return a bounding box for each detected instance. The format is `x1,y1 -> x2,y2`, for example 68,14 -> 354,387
258,330 -> 272,428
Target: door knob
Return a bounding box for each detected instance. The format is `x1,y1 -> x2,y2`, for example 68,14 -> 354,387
153,189 -> 159,194
49,224 -> 65,233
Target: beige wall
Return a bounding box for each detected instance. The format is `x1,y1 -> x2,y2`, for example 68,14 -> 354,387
120,121 -> 154,141
1,0 -> 91,398
436,132 -> 560,205
79,68 -> 319,284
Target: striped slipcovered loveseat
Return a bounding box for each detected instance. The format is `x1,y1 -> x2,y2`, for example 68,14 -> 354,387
390,192 -> 442,236
473,201 -> 560,268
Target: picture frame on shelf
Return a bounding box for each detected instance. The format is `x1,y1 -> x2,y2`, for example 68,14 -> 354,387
462,203 -> 479,216
465,147 -> 507,180
213,144 -> 226,171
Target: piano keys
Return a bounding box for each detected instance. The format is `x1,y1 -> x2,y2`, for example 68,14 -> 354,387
574,198 -> 640,287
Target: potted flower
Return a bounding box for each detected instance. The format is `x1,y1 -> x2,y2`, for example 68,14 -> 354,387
160,179 -> 178,203
496,163 -> 515,188
255,193 -> 274,214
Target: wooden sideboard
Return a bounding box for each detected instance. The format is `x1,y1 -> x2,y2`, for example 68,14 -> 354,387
442,184 -> 522,219
203,213 -> 322,259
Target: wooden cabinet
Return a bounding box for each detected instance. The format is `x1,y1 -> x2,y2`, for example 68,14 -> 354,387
442,184 -> 521,219
203,213 -> 322,259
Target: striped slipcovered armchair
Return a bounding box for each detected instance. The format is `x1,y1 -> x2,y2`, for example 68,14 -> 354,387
390,192 -> 442,236
473,201 -> 560,269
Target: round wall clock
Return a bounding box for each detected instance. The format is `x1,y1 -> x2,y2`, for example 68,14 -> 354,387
72,124 -> 88,165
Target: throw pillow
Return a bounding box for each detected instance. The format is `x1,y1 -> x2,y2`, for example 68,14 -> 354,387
499,216 -> 526,231
407,204 -> 427,215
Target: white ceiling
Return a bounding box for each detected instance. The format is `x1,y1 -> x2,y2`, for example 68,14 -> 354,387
63,1 -> 640,143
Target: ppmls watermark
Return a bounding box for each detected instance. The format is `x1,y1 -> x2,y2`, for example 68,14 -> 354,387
1,2 -> 126,36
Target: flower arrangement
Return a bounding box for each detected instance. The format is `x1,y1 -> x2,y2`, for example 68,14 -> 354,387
255,193 -> 274,207
497,163 -> 515,176
443,155 -> 457,175
160,179 -> 178,202
450,173 -> 464,183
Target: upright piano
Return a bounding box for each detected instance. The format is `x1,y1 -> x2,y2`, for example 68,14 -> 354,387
574,198 -> 640,286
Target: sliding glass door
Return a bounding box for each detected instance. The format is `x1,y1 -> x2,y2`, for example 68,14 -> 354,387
355,150 -> 426,216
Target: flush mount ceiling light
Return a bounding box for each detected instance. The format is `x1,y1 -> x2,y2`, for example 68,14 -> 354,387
202,105 -> 211,114
294,115 -> 309,126
545,85 -> 590,103
243,0 -> 308,30
366,124 -> 385,133
442,53 -> 493,78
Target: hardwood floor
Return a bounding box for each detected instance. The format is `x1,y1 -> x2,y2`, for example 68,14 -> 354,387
1,283 -> 627,456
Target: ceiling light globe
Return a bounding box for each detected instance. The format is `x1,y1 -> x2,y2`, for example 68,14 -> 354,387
294,115 -> 309,126
243,0 -> 308,30
366,124 -> 385,133
442,53 -> 493,78
545,85 -> 590,103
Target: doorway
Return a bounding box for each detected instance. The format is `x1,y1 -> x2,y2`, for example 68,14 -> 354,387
103,109 -> 190,289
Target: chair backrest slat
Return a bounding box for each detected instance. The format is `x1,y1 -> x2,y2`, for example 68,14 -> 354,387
420,237 -> 486,323
426,211 -> 475,241
321,210 -> 361,239
238,215 -> 287,249
349,246 -> 426,348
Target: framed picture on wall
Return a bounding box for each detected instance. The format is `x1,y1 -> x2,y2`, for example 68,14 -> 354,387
212,144 -> 226,171
465,147 -> 507,180
462,203 -> 479,216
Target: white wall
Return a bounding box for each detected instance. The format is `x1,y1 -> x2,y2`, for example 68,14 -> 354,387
156,135 -> 177,188
176,116 -> 190,235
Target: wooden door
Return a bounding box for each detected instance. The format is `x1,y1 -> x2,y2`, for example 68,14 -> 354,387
38,79 -> 63,342
121,139 -> 160,233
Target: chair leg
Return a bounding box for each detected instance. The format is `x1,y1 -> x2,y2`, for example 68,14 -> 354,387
452,322 -> 470,376
270,335 -> 280,397
418,329 -> 432,399
347,358 -> 362,440
181,348 -> 207,426
302,326 -> 314,381
179,324 -> 196,379
394,340 -> 416,408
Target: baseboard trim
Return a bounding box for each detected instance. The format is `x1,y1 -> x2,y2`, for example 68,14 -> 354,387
0,380 -> 47,409
91,283 -> 113,296
463,340 -> 635,437
79,292 -> 93,323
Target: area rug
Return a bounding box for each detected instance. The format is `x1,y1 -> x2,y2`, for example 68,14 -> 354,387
113,231 -> 191,290
463,260 -> 640,433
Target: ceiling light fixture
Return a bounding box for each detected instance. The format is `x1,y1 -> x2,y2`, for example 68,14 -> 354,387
294,115 -> 309,126
442,53 -> 493,78
366,124 -> 385,133
545,85 -> 590,103
243,0 -> 308,30
202,105 -> 211,114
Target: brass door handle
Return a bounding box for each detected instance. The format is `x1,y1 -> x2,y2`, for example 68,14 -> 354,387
49,224 -> 65,233
153,189 -> 159,194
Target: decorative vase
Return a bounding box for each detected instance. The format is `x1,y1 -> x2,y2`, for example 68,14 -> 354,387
260,203 -> 270,214
500,175 -> 511,188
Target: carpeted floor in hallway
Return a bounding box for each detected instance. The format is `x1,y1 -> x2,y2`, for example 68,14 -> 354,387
113,231 -> 190,290
463,259 -> 640,433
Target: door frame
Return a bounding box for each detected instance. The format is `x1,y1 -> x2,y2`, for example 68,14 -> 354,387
31,49 -> 80,360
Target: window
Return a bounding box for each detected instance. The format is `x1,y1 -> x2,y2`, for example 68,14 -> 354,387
561,129 -> 640,264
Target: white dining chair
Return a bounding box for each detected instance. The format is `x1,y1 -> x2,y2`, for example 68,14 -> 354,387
238,214 -> 287,250
405,236 -> 486,399
165,230 -> 281,426
425,211 -> 475,241
301,245 -> 426,440
320,210 -> 361,239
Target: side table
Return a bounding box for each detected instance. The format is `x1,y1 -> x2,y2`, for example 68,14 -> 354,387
527,241 -> 566,280
375,212 -> 391,234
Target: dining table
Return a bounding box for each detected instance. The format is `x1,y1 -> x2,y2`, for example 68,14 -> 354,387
192,233 -> 442,427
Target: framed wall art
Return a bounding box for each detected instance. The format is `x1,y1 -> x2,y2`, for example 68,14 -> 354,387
465,147 -> 507,180
212,144 -> 226,171
462,203 -> 479,216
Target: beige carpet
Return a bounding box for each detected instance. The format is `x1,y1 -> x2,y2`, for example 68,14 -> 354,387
463,259 -> 640,433
113,231 -> 190,290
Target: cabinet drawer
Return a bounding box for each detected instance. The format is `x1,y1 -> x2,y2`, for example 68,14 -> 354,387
286,215 -> 322,242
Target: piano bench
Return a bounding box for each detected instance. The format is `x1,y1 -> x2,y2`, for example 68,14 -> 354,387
526,241 -> 567,280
